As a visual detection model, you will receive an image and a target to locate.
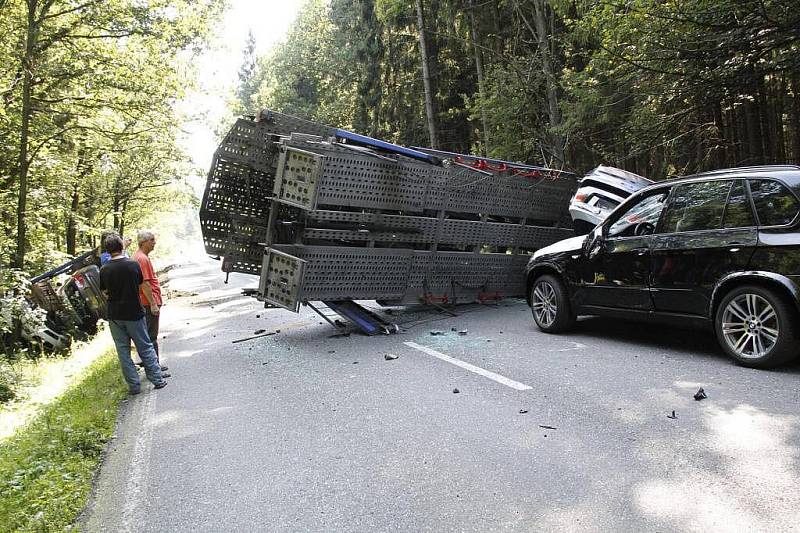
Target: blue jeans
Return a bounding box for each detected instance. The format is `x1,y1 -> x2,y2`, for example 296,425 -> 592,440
108,318 -> 164,392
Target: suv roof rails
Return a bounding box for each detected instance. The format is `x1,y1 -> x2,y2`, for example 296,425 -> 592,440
683,164 -> 800,179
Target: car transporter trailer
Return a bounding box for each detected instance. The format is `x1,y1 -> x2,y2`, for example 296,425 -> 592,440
200,110 -> 576,334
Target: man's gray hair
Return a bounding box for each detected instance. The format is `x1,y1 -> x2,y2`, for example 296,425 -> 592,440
137,230 -> 155,245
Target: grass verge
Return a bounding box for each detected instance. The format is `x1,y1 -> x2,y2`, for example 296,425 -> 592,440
0,349 -> 126,531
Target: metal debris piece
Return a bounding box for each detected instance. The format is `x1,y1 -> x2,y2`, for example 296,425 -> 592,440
693,388 -> 707,401
458,330 -> 468,336
384,353 -> 399,360
539,425 -> 557,430
231,331 -> 277,343
519,409 -> 528,414
254,329 -> 266,335
452,388 -> 460,394
430,330 -> 445,336
667,410 -> 678,419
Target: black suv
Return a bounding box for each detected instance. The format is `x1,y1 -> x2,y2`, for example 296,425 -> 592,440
526,165 -> 800,368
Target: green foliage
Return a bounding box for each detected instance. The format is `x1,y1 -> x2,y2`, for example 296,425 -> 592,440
0,362 -> 16,403
0,270 -> 47,359
0,0 -> 224,274
0,349 -> 127,530
244,0 -> 799,178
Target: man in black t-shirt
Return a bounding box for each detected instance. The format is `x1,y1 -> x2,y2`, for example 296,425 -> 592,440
99,234 -> 166,394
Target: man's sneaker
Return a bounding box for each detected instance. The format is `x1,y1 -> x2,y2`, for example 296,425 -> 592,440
160,365 -> 169,371
153,381 -> 168,390
129,388 -> 141,395
161,372 -> 171,378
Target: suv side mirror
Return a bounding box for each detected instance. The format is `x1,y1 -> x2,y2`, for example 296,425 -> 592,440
584,226 -> 604,258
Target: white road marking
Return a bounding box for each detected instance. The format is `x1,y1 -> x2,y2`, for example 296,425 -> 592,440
121,391 -> 156,532
557,341 -> 587,352
404,341 -> 532,391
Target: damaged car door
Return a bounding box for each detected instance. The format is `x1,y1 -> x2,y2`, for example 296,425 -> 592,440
578,189 -> 670,311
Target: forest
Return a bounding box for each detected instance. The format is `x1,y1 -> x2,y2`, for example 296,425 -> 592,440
241,0 -> 800,178
1,0 -> 799,352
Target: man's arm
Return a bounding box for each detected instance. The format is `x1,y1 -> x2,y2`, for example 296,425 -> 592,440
140,282 -> 160,316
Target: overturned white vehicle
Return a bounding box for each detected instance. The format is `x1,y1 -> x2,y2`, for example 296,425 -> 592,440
569,165 -> 652,234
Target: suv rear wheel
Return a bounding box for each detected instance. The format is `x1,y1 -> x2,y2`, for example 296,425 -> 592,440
530,274 -> 576,333
715,285 -> 799,368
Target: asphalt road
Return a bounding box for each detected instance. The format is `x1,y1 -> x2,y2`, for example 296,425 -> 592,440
82,258 -> 800,532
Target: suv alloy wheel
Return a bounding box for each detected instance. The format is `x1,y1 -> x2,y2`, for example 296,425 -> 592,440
530,275 -> 576,333
715,285 -> 799,368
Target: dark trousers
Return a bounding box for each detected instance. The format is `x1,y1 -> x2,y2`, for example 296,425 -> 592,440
145,306 -> 161,361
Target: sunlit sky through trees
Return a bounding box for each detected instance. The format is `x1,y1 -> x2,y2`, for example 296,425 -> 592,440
179,0 -> 303,188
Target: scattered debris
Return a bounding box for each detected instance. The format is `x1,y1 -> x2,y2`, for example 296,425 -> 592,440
275,329 -> 281,333
352,361 -> 358,364
693,388 -> 707,401
328,350 -> 336,354
261,362 -> 268,365
384,353 -> 399,360
519,409 -> 528,414
231,331 -> 277,344
256,314 -> 261,318
452,388 -> 460,394
253,329 -> 266,335
667,410 -> 678,419
430,330 -> 445,336
451,327 -> 457,332
458,330 -> 468,336
539,425 -> 558,430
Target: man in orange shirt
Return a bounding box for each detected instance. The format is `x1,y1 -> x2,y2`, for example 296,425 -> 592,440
133,230 -> 169,376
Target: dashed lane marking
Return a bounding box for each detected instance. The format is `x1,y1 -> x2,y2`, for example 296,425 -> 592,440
404,341 -> 532,391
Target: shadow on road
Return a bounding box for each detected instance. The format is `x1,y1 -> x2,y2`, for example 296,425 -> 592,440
573,316 -> 800,372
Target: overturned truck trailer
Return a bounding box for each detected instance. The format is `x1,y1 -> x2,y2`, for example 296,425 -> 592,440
200,110 -> 576,314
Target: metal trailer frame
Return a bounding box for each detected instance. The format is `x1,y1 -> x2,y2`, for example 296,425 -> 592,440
200,110 -> 577,314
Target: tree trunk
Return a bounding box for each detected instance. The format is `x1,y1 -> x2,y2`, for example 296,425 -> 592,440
14,1 -> 37,269
756,76 -> 771,163
415,0 -> 439,149
112,190 -> 121,232
468,0 -> 490,155
773,75 -> 786,162
712,101 -> 726,168
118,199 -> 129,238
791,75 -> 800,164
66,181 -> 79,255
532,0 -> 564,165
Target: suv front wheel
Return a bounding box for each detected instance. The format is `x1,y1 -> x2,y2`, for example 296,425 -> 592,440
715,285 -> 799,368
530,274 -> 576,333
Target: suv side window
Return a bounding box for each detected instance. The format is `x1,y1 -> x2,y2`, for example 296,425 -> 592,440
607,191 -> 668,238
722,179 -> 755,228
659,180 -> 730,233
748,179 -> 800,226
